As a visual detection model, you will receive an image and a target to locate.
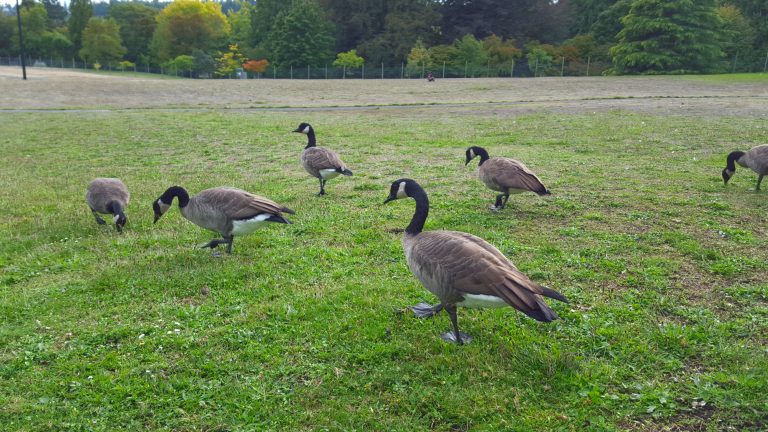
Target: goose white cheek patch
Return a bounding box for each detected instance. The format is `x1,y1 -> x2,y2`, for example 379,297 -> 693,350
302,125 -> 310,134
396,181 -> 407,198
113,214 -> 120,223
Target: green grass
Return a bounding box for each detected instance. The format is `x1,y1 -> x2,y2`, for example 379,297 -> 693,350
1,108 -> 766,431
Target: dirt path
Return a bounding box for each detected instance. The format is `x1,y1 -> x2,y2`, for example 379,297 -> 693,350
1,66 -> 766,117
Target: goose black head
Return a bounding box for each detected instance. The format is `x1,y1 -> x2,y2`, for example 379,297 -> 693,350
722,151 -> 744,185
465,146 -> 488,166
384,178 -> 418,204
114,213 -> 127,232
293,122 -> 312,134
152,197 -> 172,223
722,168 -> 734,185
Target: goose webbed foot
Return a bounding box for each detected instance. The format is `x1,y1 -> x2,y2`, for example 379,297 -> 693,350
444,305 -> 470,345
317,179 -> 327,196
491,194 -> 508,211
411,302 -> 443,318
200,238 -> 232,254
441,331 -> 473,345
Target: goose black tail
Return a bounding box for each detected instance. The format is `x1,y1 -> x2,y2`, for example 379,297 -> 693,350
542,286 -> 568,303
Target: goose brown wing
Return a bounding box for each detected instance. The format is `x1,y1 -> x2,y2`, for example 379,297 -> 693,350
485,158 -> 548,194
195,187 -> 287,220
409,231 -> 549,316
303,147 -> 347,170
748,145 -> 768,172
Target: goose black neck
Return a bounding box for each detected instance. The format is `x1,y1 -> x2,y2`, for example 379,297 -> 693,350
305,129 -> 316,149
726,151 -> 745,171
106,201 -> 123,216
406,186 -> 429,236
475,147 -> 490,166
162,186 -> 190,208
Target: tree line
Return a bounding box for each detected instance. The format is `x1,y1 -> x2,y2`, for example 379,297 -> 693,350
0,0 -> 766,77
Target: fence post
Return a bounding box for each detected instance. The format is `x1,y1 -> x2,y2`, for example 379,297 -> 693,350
290,65 -> 293,79
381,62 -> 384,79
464,62 -> 467,78
401,62 -> 404,79
442,61 -> 445,78
274,66 -> 276,79
511,59 -> 515,78
362,63 -> 365,79
421,62 -> 424,78
325,64 -> 328,79
343,65 -> 346,79
586,56 -> 591,77
487,60 -> 490,77
534,58 -> 539,77
763,50 -> 768,72
561,57 -> 565,76
307,64 -> 310,79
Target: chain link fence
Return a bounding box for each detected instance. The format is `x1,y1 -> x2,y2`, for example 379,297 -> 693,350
2,54 -> 766,79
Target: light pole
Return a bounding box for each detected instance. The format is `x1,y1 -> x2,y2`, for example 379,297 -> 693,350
16,0 -> 27,80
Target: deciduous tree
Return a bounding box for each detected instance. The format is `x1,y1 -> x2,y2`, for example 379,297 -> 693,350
109,2 -> 158,63
79,17 -> 126,66
151,0 -> 230,62
68,0 -> 92,54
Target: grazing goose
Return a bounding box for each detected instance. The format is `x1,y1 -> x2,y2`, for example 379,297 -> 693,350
384,179 -> 567,344
722,144 -> 768,191
85,178 -> 130,232
293,122 -> 353,195
152,186 -> 294,254
465,146 -> 550,210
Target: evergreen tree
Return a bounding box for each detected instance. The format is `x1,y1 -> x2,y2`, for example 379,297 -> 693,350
42,0 -> 68,28
610,0 -> 724,74
268,0 -> 334,67
68,0 -> 92,54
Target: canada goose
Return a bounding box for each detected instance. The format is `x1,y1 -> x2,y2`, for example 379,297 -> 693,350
152,186 -> 294,254
85,178 -> 130,232
722,144 -> 768,191
465,146 -> 550,210
293,123 -> 353,195
384,178 -> 567,344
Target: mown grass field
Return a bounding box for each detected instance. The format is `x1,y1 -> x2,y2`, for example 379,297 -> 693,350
1,76 -> 767,431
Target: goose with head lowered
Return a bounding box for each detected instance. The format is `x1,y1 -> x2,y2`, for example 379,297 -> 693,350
384,179 -> 568,344
465,146 -> 550,210
86,178 -> 130,233
384,178 -> 567,344
722,144 -> 768,191
293,122 -> 353,195
153,186 -> 294,254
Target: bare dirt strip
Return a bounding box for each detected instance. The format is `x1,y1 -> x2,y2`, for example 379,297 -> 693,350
0,66 -> 766,117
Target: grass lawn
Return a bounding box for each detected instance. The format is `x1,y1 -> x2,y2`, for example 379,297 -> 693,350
0,104 -> 766,430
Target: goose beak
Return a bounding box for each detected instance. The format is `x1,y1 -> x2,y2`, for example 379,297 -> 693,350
383,196 -> 396,204
464,159 -> 470,166
292,128 -> 301,133
153,214 -> 160,224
